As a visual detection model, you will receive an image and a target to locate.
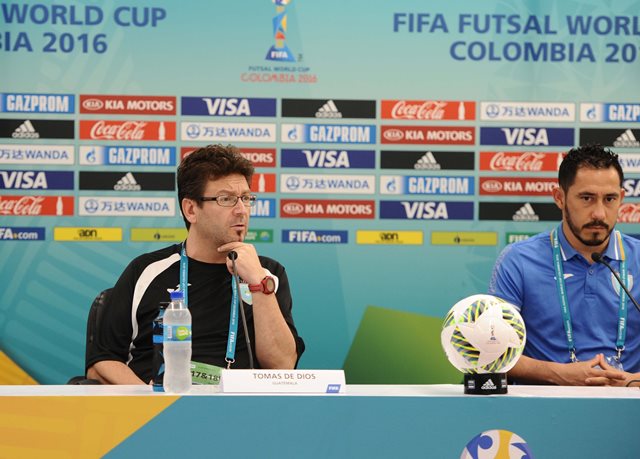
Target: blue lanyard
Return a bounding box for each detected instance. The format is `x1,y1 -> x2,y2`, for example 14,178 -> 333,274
179,243 -> 239,367
550,228 -> 628,362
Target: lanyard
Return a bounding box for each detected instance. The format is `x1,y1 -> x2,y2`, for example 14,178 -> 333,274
179,243 -> 239,367
550,228 -> 628,363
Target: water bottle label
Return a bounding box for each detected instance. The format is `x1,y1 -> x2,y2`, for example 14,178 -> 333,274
163,324 -> 192,342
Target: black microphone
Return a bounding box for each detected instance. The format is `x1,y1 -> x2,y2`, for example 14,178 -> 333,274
227,250 -> 254,369
592,252 -> 640,314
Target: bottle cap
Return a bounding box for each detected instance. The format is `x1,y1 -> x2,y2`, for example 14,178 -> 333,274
170,290 -> 184,301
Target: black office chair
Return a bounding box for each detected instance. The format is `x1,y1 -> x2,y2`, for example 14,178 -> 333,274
67,288 -> 112,384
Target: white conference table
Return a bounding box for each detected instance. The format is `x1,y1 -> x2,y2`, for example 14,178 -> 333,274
1,384 -> 639,458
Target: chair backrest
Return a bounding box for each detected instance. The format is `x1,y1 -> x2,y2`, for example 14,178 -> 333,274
86,288 -> 112,355
68,287 -> 113,384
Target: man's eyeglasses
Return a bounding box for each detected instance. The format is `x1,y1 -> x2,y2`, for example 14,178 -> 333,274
197,195 -> 257,207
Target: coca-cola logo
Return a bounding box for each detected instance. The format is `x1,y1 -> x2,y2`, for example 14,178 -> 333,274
90,121 -> 147,140
82,98 -> 104,111
383,129 -> 404,141
489,152 -> 545,171
0,196 -> 44,215
618,204 -> 640,223
481,180 -> 503,193
391,101 -> 447,120
283,203 -> 304,215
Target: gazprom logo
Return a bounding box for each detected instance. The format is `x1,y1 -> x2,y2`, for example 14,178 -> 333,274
281,124 -> 375,144
0,93 -> 74,113
580,103 -> 640,123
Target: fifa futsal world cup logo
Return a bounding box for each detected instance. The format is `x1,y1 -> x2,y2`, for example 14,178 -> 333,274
266,0 -> 295,62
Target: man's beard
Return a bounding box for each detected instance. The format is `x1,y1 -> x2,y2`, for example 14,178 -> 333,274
565,204 -> 612,247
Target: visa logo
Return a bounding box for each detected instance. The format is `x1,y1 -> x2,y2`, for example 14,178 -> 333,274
0,170 -> 47,189
203,98 -> 250,116
501,128 -> 549,145
303,150 -> 350,168
402,201 -> 449,219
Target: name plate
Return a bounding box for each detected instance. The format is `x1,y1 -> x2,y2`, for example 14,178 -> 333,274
220,369 -> 346,394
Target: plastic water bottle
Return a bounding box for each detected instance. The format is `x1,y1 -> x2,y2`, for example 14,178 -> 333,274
163,291 -> 192,393
152,303 -> 168,392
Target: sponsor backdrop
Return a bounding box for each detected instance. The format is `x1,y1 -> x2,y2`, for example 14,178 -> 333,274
1,0 -> 640,387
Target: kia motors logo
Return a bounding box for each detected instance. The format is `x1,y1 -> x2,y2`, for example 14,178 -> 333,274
283,202 -> 304,215
481,180 -> 503,193
383,129 -> 404,141
90,121 -> 146,140
82,99 -> 104,111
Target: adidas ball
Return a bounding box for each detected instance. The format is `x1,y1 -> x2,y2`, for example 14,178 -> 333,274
441,294 -> 526,374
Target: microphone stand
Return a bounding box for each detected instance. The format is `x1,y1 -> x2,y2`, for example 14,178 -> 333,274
592,252 -> 640,314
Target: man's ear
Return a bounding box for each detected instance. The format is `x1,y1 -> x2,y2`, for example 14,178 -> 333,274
182,198 -> 197,225
552,185 -> 564,210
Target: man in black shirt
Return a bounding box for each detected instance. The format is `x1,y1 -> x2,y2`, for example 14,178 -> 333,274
87,144 -> 304,384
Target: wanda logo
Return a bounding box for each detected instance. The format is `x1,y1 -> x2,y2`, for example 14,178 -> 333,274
489,152 -> 545,171
0,196 -> 44,215
618,204 -> 640,223
89,121 -> 147,140
390,101 -> 446,120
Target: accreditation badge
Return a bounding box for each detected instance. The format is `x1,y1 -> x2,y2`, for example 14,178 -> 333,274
190,361 -> 222,385
604,355 -> 624,371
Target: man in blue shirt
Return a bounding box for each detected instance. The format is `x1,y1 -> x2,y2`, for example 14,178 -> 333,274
489,144 -> 640,386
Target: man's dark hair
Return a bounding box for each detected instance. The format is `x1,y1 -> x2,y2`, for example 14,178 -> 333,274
558,144 -> 623,192
177,144 -> 254,229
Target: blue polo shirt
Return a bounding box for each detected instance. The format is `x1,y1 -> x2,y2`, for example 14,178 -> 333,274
488,226 -> 640,373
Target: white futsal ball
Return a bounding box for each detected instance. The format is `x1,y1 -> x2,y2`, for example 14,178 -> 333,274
441,294 -> 526,374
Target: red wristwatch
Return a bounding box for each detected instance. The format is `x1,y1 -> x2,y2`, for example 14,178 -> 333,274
248,276 -> 276,295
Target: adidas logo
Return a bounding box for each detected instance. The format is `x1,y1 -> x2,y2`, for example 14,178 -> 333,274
114,172 -> 141,191
414,151 -> 441,170
12,120 -> 39,139
481,379 -> 497,390
614,129 -> 640,148
315,100 -> 342,119
513,203 -> 539,222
